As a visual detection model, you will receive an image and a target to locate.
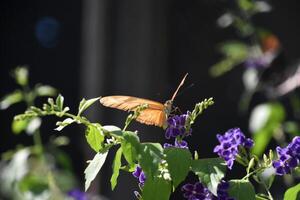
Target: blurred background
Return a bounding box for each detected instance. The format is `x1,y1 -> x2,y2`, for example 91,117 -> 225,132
1,0 -> 300,199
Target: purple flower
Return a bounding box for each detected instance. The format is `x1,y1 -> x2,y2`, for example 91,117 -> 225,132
215,180 -> 235,200
164,139 -> 189,149
182,181 -> 234,200
165,113 -> 191,139
132,166 -> 146,186
214,128 -> 254,169
273,136 -> 300,175
244,57 -> 269,69
67,189 -> 87,200
182,182 -> 213,200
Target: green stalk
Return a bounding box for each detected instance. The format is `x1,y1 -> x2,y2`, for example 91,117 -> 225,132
33,129 -> 43,155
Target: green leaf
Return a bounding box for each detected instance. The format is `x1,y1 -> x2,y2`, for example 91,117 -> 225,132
142,177 -> 171,200
247,157 -> 255,175
139,143 -> 163,179
84,151 -> 108,191
220,41 -> 248,59
165,148 -> 192,188
18,175 -> 48,194
283,121 -> 300,136
13,66 -> 28,86
255,194 -> 270,200
35,85 -> 57,97
25,117 -> 42,134
238,0 -> 255,11
85,124 -> 105,152
191,158 -> 226,195
0,90 -> 23,110
256,167 -> 275,189
12,119 -> 29,134
210,57 -> 244,77
78,97 -> 100,116
121,131 -> 140,166
228,179 -> 256,200
284,183 -> 300,200
55,118 -> 75,131
47,172 -> 66,200
12,116 -> 42,134
210,41 -> 248,77
55,94 -> 64,111
102,125 -> 123,137
110,147 -> 123,190
251,103 -> 285,156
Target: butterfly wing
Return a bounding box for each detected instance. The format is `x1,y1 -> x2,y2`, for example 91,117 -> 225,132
100,96 -> 166,127
136,109 -> 166,127
100,96 -> 164,111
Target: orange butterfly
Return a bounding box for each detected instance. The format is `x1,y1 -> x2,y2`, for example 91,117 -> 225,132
99,73 -> 188,127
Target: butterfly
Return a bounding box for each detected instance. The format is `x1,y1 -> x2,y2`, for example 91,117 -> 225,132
99,73 -> 188,127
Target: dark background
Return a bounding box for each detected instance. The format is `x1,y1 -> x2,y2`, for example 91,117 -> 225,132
1,0 -> 300,199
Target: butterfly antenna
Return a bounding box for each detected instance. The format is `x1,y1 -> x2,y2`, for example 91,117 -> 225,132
171,73 -> 188,101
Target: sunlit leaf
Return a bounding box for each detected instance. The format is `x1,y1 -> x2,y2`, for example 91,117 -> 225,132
165,148 -> 192,188
26,117 -> 42,134
121,131 -> 140,167
102,125 -> 123,137
35,85 -> 57,97
251,103 -> 285,156
228,179 -> 256,200
139,143 -> 163,179
284,183 -> 300,200
55,118 -> 75,131
84,151 -> 108,191
110,147 -> 123,190
78,97 -> 100,116
142,177 -> 171,200
191,158 -> 226,195
55,94 -> 64,111
0,90 -> 23,110
85,124 -> 105,152
13,66 -> 28,86
12,119 -> 29,134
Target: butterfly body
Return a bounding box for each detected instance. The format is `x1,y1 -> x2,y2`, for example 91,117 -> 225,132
99,74 -> 188,127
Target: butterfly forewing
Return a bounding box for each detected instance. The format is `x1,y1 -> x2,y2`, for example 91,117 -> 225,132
100,96 -> 164,111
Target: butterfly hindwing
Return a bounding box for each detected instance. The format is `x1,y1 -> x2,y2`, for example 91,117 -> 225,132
136,109 -> 166,127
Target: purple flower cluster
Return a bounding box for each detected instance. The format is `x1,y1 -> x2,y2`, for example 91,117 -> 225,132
182,181 -> 233,200
164,113 -> 191,149
272,136 -> 300,175
132,166 -> 146,186
182,182 -> 213,200
214,128 -> 254,169
165,113 -> 191,139
164,138 -> 188,149
67,189 -> 87,200
215,180 -> 234,200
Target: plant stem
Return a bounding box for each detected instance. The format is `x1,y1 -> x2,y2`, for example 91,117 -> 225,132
33,129 -> 44,155
242,167 -> 264,180
262,181 -> 274,200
